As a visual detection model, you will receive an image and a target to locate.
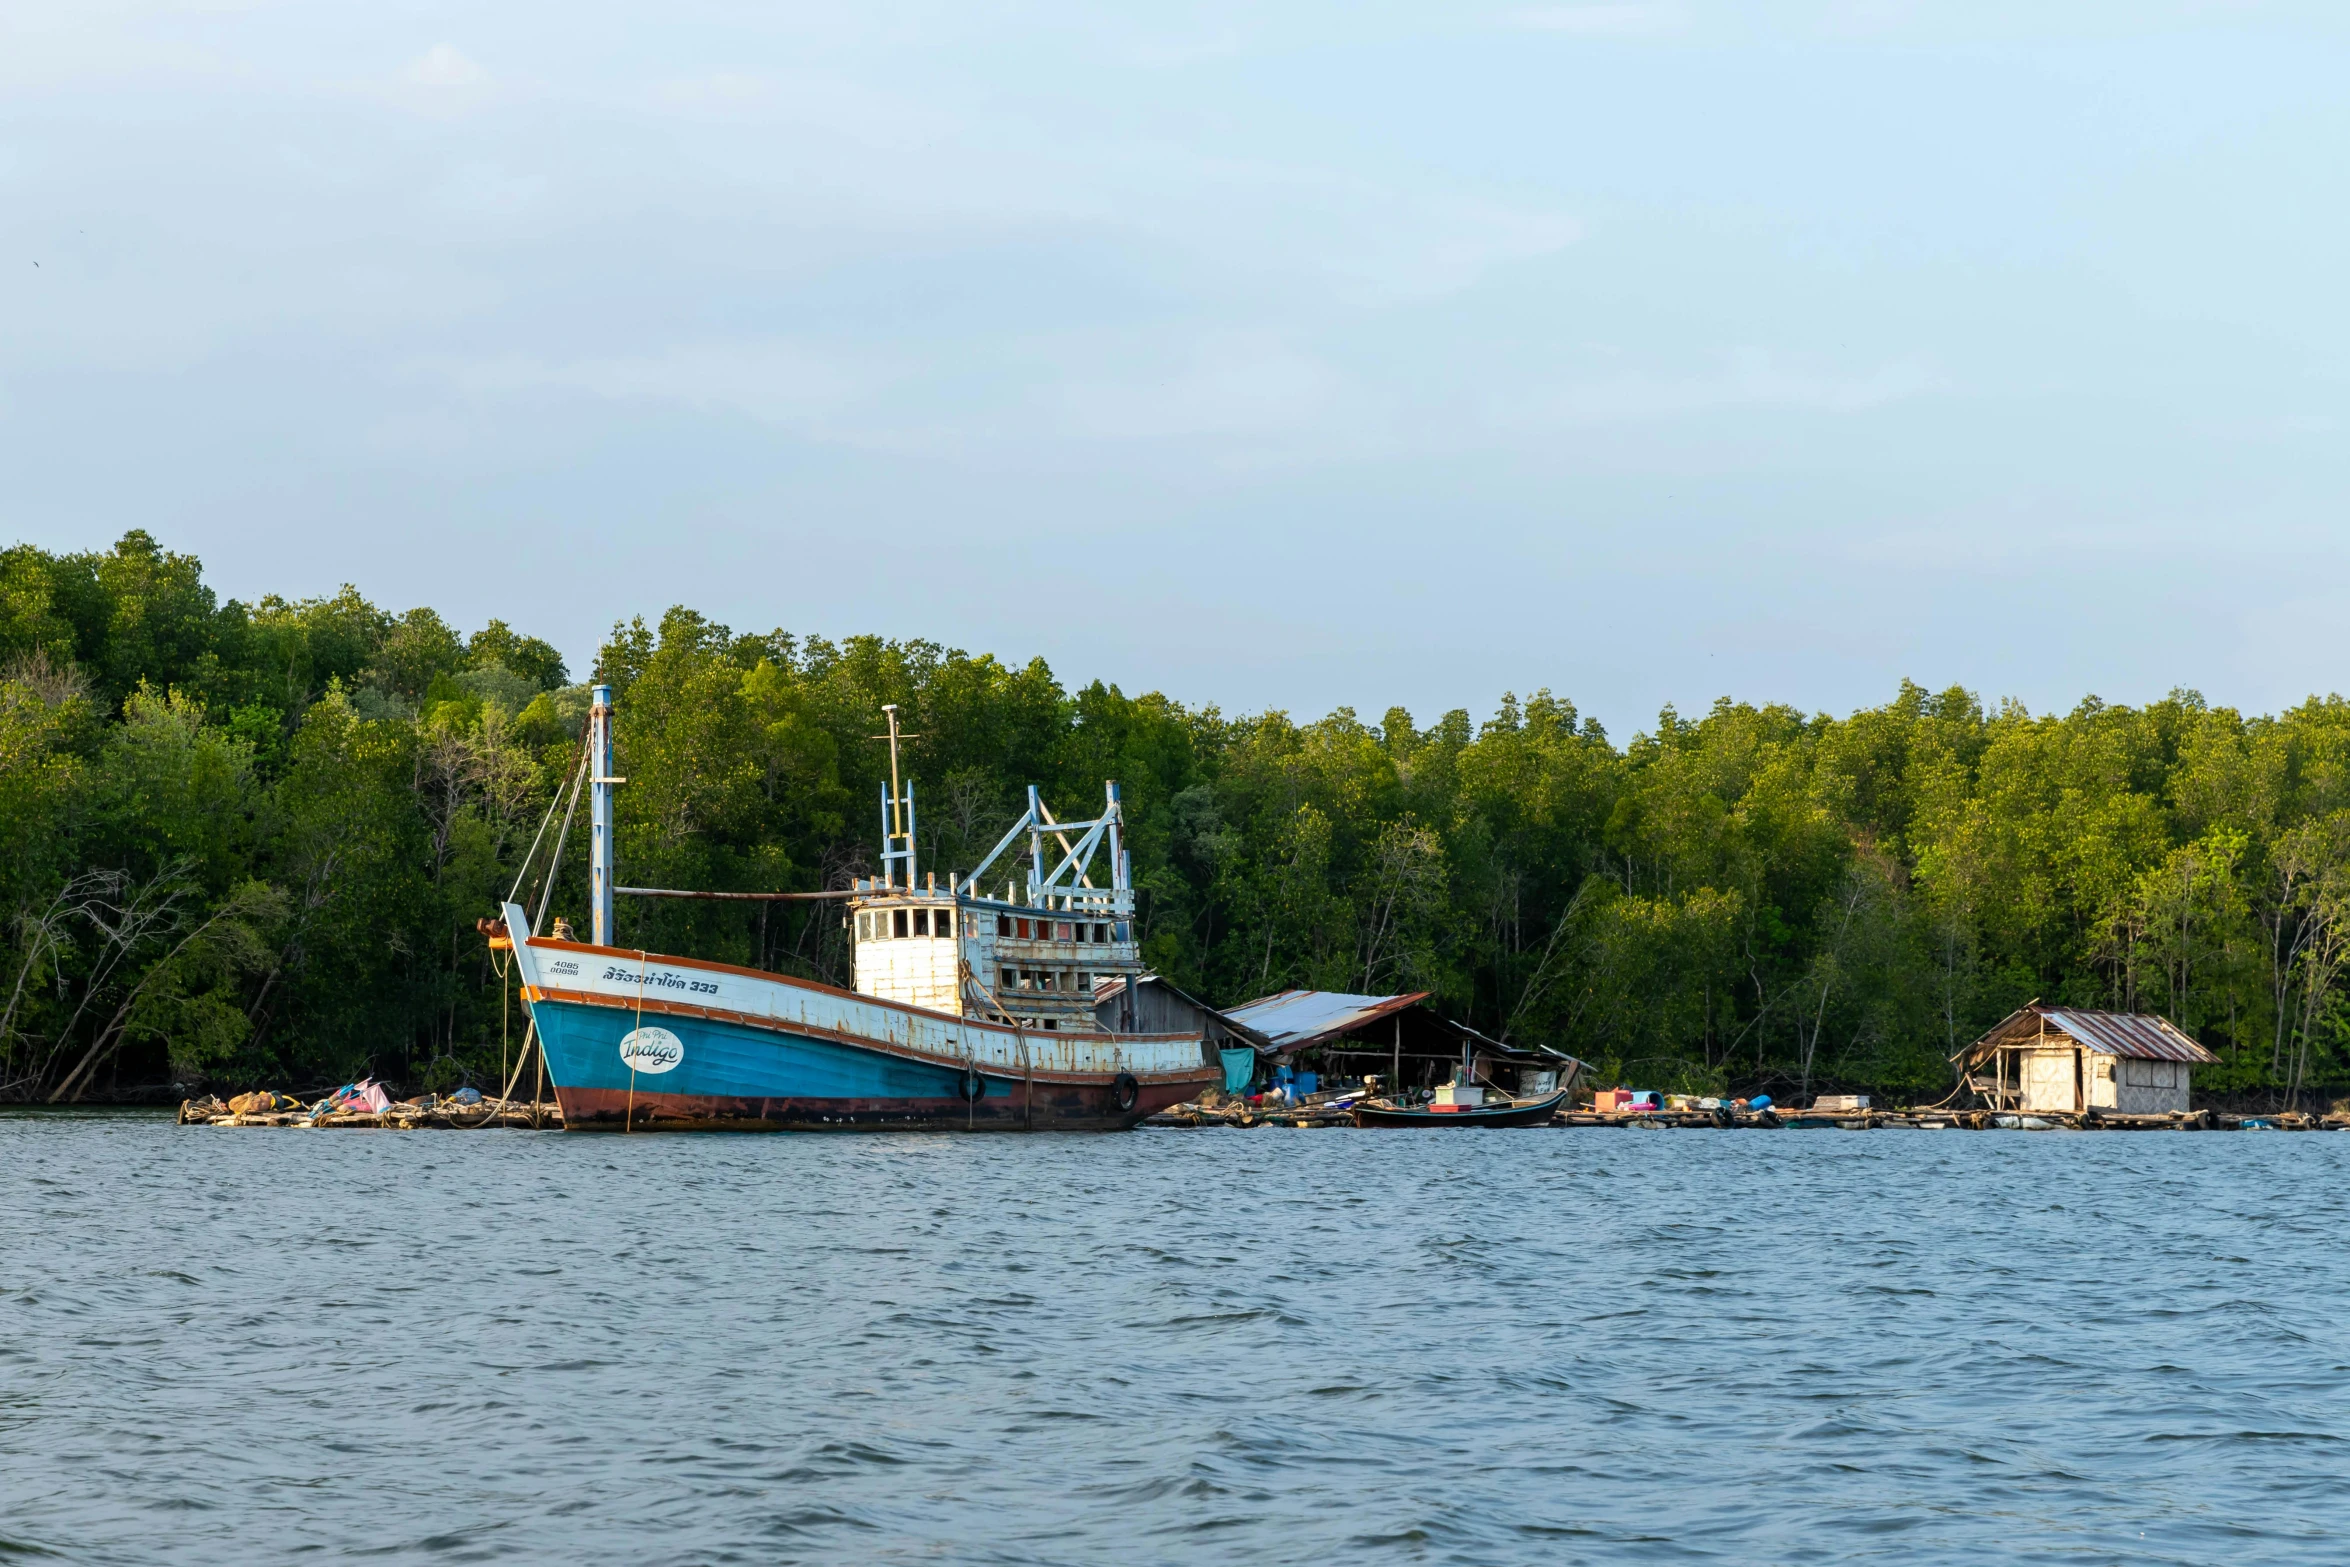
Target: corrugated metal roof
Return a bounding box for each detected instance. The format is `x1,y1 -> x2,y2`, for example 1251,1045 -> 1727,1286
2041,1008 -> 2219,1064
1956,1003 -> 2218,1065
1223,989 -> 1430,1052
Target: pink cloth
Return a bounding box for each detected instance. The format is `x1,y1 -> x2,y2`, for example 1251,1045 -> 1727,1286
320,1078 -> 392,1114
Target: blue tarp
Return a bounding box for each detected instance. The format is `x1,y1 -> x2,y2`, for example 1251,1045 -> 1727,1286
1219,1048 -> 1256,1093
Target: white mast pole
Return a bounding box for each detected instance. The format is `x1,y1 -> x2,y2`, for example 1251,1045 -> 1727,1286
590,682 -> 617,947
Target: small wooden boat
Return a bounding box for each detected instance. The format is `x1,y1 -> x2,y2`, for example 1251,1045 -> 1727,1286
1350,1089 -> 1570,1128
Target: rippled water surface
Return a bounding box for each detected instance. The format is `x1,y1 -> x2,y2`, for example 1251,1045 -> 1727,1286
5,1113 -> 2349,1563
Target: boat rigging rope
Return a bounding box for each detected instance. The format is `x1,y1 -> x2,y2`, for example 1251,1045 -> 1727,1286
1911,1078 -> 1969,1112
450,738 -> 584,1132
451,1015 -> 541,1129
447,945 -> 532,1129
508,736 -> 591,910
625,948 -> 648,1133
534,756 -> 589,934
496,947 -> 511,1089
505,766 -> 564,907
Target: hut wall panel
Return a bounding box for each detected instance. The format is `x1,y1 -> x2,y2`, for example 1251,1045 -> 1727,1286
2021,1048 -> 2080,1113
2115,1057 -> 2190,1115
1138,988 -> 1201,1035
2087,1053 -> 2119,1110
1093,985 -> 1222,1042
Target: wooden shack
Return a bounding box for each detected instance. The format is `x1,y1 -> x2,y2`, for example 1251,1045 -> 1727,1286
1221,988 -> 1585,1098
1090,978 -> 1588,1099
1092,973 -> 1271,1094
1956,1002 -> 2217,1114
1090,973 -> 1266,1053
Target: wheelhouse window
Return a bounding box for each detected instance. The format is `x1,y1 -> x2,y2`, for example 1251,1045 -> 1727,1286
1016,918 -> 1033,938
936,910 -> 953,938
857,913 -> 872,940
1001,967 -> 1017,989
1055,922 -> 1074,941
998,915 -> 1013,937
912,909 -> 928,937
892,909 -> 908,938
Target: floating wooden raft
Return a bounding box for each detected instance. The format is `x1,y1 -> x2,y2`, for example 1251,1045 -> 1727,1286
1556,1107 -> 2348,1131
177,1098 -> 560,1130
1152,1103 -> 2350,1132
1144,1104 -> 1269,1128
1145,1097 -> 1381,1128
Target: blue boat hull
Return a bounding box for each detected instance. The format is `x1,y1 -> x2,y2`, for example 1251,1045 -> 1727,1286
532,997 -> 1190,1131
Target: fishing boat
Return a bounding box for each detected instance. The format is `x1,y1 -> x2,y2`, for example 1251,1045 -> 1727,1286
1348,1034 -> 1571,1127
495,689 -> 1216,1131
1349,1088 -> 1572,1128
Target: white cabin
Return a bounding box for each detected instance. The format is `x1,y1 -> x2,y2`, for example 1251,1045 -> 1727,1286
849,886 -> 1143,1032
847,753 -> 1144,1034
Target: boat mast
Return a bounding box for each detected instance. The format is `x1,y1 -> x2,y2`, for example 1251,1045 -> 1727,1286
589,682 -> 619,946
1106,781 -> 1128,907
875,704 -> 917,890
1026,785 -> 1044,906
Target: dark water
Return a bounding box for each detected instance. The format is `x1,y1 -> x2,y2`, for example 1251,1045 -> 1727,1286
5,1115 -> 2349,1564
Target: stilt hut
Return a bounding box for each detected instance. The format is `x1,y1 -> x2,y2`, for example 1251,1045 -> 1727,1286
1955,1002 -> 2216,1114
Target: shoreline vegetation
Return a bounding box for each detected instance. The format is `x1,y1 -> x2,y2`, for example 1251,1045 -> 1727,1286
6,531 -> 2350,1110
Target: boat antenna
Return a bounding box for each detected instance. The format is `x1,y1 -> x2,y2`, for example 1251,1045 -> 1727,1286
870,705 -> 923,889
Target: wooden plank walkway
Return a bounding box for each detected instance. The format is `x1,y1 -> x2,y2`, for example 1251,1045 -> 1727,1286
178,1098 -> 559,1129
1147,1105 -> 2349,1132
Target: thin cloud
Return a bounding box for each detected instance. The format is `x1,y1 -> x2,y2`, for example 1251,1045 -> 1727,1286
429,341 -> 899,433
403,44 -> 489,89
1508,3 -> 1689,37
1519,350 -> 1947,424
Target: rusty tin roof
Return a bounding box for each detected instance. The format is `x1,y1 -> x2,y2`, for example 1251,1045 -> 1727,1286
1223,989 -> 1431,1052
1957,1002 -> 2219,1066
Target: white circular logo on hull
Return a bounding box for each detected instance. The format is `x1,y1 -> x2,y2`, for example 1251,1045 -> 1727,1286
618,1026 -> 684,1074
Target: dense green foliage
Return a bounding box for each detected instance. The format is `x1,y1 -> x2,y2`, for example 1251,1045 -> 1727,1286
8,532 -> 2350,1106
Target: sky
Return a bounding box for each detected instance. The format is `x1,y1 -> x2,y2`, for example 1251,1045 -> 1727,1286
5,1 -> 2349,738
